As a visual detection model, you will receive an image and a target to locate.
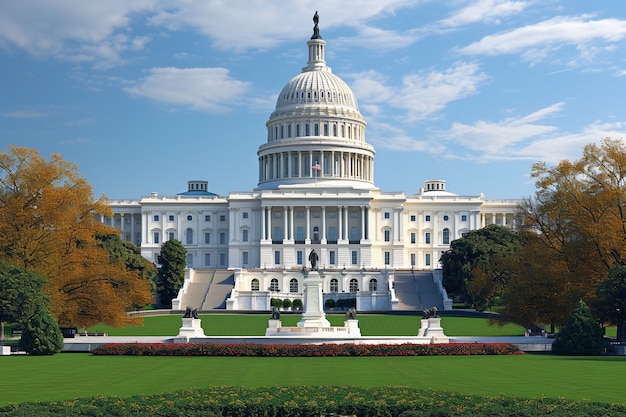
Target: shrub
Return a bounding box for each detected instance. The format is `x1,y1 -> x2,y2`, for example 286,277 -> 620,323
18,305 -> 63,355
292,299 -> 303,309
282,298 -> 292,309
270,298 -> 282,308
552,300 -> 604,355
324,299 -> 335,309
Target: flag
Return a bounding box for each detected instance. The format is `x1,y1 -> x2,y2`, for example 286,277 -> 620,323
312,163 -> 321,171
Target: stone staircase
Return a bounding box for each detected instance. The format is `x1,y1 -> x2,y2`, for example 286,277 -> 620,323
393,271 -> 444,311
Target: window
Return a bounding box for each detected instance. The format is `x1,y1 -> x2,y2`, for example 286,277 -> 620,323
205,233 -> 211,244
369,279 -> 378,292
242,229 -> 249,242
314,123 -> 319,136
296,227 -> 304,241
350,227 -> 358,241
425,232 -> 431,244
296,250 -> 303,265
425,215 -> 431,222
443,228 -> 450,245
410,253 -> 416,266
187,215 -> 193,221
296,124 -> 300,136
384,229 -> 390,242
274,227 -> 283,240
274,250 -> 281,265
351,250 -> 358,265
443,215 -> 449,221
384,251 -> 390,265
219,253 -> 226,266
219,215 -> 226,222
461,214 -> 467,222
205,215 -> 211,222
330,278 -> 338,292
410,215 -> 416,222
384,212 -> 390,219
425,253 -> 431,266
185,228 -> 193,244
410,232 -> 416,244
323,123 -> 328,136
219,232 -> 226,245
242,251 -> 248,266
204,253 -> 211,266
290,278 -> 298,293
153,215 -> 159,222
305,124 -> 310,136
168,215 -> 174,222
328,227 -> 336,241
329,250 -> 336,265
251,278 -> 259,291
349,278 -> 359,292
242,212 -> 249,219
270,278 -> 279,292
313,226 -> 319,241
186,254 -> 193,268
153,231 -> 160,244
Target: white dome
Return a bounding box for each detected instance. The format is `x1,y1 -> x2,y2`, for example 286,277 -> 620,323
275,69 -> 359,112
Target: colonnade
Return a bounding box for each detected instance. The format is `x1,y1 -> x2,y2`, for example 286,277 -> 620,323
258,150 -> 374,183
260,205 -> 369,243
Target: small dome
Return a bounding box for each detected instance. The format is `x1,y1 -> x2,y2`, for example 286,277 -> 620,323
275,70 -> 359,112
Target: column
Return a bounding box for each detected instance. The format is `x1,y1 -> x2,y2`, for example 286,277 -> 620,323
321,206 -> 327,243
289,206 -> 295,240
283,206 -> 288,242
261,206 -> 266,241
361,206 -> 366,240
267,207 -> 273,241
338,206 -> 343,241
305,206 -> 311,242
142,212 -> 148,244
344,206 -> 349,240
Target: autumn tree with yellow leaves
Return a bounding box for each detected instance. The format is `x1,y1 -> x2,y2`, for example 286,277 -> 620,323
0,146 -> 153,328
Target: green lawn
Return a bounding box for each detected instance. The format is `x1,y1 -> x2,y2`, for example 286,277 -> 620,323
89,314 -> 527,336
1,354 -> 625,406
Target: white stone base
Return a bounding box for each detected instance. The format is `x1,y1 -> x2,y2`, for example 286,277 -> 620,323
265,320 -> 361,338
422,317 -> 449,343
176,318 -> 205,340
417,318 -> 429,337
1,346 -> 10,356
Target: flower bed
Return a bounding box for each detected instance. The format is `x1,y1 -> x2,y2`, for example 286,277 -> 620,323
92,342 -> 523,356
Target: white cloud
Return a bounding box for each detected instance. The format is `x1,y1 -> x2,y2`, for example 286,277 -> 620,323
440,0 -> 530,27
3,110 -> 48,118
461,16 -> 626,59
124,67 -> 251,112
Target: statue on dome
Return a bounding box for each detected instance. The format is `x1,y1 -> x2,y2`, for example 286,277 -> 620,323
312,11 -> 321,39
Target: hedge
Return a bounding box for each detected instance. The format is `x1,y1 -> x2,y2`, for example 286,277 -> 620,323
92,342 -> 523,356
1,386 -> 625,416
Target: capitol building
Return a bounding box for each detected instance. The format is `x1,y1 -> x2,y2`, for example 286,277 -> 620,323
104,16 -> 520,312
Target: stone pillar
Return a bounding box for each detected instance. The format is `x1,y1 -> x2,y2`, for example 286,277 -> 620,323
305,206 -> 311,243
261,206 -> 266,241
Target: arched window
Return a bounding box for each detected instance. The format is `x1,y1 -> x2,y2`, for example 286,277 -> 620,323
349,278 -> 358,292
251,278 -> 259,291
330,278 -> 338,292
313,226 -> 319,242
290,278 -> 298,293
270,278 -> 279,292
369,279 -> 378,292
186,228 -> 193,245
442,228 -> 450,245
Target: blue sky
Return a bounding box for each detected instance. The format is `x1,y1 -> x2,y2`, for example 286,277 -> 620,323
1,1 -> 625,200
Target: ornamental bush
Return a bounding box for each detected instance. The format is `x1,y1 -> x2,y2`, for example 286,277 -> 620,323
292,299 -> 303,309
270,298 -> 282,308
552,300 -> 605,355
282,298 -> 292,309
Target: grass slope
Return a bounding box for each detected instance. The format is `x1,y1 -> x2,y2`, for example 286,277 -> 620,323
1,354 -> 625,406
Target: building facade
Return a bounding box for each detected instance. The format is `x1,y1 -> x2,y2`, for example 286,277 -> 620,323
103,17 -> 520,310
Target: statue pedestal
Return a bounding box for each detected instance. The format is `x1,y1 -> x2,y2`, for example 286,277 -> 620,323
344,319 -> 361,337
265,319 -> 282,336
417,318 -> 429,337
423,317 -> 449,343
177,318 -> 205,340
297,271 -> 330,328
1,346 -> 10,356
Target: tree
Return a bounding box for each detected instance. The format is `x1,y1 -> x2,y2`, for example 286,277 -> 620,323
0,146 -> 153,327
595,266 -> 626,343
551,300 -> 604,355
156,239 -> 187,307
0,262 -> 46,345
18,303 -> 63,355
521,138 -> 626,297
440,224 -> 522,309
